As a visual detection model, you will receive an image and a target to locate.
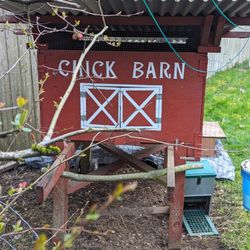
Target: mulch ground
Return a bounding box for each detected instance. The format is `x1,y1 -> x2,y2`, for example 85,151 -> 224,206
0,165 -> 225,250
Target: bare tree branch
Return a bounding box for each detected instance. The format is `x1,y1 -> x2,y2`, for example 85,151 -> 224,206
43,26 -> 108,142
6,0 -> 80,7
61,164 -> 202,182
0,128 -> 138,160
48,3 -> 144,17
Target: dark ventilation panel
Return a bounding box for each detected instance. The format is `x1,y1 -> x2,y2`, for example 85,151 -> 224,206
39,25 -> 201,52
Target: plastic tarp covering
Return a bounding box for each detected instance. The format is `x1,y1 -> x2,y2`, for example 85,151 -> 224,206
24,140 -> 235,180
202,139 -> 235,181
24,156 -> 55,169
92,141 -> 235,180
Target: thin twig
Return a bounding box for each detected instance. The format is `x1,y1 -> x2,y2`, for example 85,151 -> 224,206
48,3 -> 144,17
1,225 -> 113,238
0,132 -> 132,214
45,209 -> 79,244
0,106 -> 18,112
0,129 -> 19,138
98,0 -> 107,27
43,26 -> 108,142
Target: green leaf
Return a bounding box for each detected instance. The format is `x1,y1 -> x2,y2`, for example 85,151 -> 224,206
74,20 -> 80,26
14,113 -> 21,126
52,242 -> 61,250
7,186 -> 16,196
51,7 -> 58,16
22,127 -> 32,133
0,222 -> 5,234
34,233 -> 47,250
13,220 -> 23,232
19,109 -> 29,127
16,96 -> 28,108
113,183 -> 124,199
85,211 -> 100,221
62,11 -> 67,19
63,233 -> 75,248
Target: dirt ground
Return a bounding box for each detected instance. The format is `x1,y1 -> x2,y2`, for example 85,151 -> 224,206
0,165 -> 225,250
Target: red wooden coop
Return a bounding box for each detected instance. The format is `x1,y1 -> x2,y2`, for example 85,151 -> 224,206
1,0 -> 250,249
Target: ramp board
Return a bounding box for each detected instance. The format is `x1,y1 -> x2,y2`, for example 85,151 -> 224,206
183,209 -> 219,236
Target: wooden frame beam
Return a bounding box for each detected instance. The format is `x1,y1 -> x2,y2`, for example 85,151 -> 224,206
198,46 -> 221,53
213,16 -> 226,46
223,32 -> 250,38
36,142 -> 76,203
68,144 -> 167,194
200,15 -> 214,46
231,17 -> 250,26
100,143 -> 167,184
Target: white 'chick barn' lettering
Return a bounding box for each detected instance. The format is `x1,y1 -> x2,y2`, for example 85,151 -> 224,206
58,60 -> 186,80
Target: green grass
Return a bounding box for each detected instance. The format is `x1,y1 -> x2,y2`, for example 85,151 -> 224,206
205,61 -> 250,250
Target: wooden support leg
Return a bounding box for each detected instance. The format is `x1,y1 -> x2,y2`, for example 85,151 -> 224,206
78,142 -> 91,174
36,143 -> 75,242
36,142 -> 76,203
168,172 -> 185,250
52,176 -> 69,242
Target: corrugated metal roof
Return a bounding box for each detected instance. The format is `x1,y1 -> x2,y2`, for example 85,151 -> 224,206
0,0 -> 249,17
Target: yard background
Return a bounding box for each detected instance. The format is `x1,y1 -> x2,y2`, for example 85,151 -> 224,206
0,9 -> 250,250
0,15 -> 249,150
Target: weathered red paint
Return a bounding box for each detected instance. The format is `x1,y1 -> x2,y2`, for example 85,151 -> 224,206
168,172 -> 185,250
37,49 -> 208,249
39,51 -> 207,149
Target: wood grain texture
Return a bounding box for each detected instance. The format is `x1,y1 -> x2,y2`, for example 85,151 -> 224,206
167,146 -> 175,188
0,18 -> 39,151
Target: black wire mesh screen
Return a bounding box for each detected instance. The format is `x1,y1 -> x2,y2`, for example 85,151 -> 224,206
39,25 -> 200,52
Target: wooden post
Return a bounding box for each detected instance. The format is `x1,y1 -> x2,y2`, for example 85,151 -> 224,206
78,142 -> 91,174
36,142 -> 76,203
168,172 -> 185,249
167,145 -> 185,249
52,175 -> 69,242
49,143 -> 75,242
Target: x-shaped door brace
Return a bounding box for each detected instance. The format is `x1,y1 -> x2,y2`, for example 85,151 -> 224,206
86,88 -> 118,126
122,90 -> 157,127
80,83 -> 162,130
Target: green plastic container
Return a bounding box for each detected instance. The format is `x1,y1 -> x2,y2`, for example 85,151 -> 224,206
185,160 -> 216,197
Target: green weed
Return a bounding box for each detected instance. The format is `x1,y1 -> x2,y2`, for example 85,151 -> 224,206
205,61 -> 250,249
